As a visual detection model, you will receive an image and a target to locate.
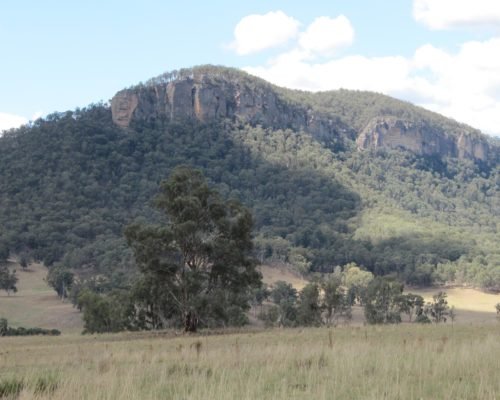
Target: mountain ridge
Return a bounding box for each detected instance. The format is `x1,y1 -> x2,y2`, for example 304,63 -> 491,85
111,65 -> 498,165
0,64 -> 498,293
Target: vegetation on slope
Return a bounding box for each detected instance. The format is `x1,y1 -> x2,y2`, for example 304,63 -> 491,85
0,70 -> 498,292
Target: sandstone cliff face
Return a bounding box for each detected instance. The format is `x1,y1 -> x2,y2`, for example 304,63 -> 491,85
111,69 -> 496,164
356,116 -> 491,162
110,73 -> 349,142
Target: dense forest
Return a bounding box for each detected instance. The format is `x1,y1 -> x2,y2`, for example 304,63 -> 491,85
0,67 -> 499,292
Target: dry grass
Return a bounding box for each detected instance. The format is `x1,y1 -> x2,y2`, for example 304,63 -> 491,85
1,324 -> 499,399
0,262 -> 83,333
259,264 -> 308,290
409,287 -> 500,324
1,263 -> 500,398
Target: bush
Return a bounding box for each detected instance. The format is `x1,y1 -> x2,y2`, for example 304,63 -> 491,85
0,319 -> 61,336
415,314 -> 431,324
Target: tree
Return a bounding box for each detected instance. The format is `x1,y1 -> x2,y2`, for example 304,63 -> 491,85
0,267 -> 18,295
0,242 -> 9,263
46,265 -> 74,300
342,263 -> 373,305
322,275 -> 351,326
77,289 -> 133,334
0,318 -> 8,335
363,277 -> 404,324
19,252 -> 30,270
397,293 -> 424,322
125,166 -> 261,332
296,283 -> 322,326
269,281 -> 297,327
251,284 -> 270,316
425,291 -> 450,323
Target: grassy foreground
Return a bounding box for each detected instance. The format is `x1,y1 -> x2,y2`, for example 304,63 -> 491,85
1,324 -> 499,399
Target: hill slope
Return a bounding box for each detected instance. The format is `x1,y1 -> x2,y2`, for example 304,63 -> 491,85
0,261 -> 83,332
0,65 -> 498,291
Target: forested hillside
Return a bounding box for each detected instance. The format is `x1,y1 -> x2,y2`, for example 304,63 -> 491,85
0,66 -> 498,291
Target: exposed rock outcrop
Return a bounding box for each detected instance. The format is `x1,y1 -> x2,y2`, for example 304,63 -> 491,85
111,67 -> 497,165
356,116 -> 491,162
110,71 -> 351,142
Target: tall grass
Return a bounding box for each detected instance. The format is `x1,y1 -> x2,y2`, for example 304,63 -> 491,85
0,325 -> 499,399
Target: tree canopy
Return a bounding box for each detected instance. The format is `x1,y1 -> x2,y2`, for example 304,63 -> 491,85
124,166 -> 261,332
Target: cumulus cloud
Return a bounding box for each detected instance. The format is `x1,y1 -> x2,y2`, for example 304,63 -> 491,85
298,15 -> 354,57
230,11 -> 300,55
411,38 -> 500,134
413,0 -> 500,29
243,35 -> 500,136
246,55 -> 410,93
229,12 -> 355,59
0,112 -> 27,134
0,111 -> 44,135
231,10 -> 500,135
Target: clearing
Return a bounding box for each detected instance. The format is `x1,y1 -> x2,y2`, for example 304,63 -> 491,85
0,261 -> 83,333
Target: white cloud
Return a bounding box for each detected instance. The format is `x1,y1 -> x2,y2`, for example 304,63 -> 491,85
231,11 -> 500,136
298,15 -> 354,57
243,36 -> 500,136
0,111 -> 44,135
229,12 -> 355,58
410,38 -> 500,135
414,0 -> 500,29
0,112 -> 27,134
230,11 -> 300,55
31,111 -> 44,121
246,55 -> 410,93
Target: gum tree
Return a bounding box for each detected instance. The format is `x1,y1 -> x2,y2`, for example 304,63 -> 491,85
125,166 -> 261,332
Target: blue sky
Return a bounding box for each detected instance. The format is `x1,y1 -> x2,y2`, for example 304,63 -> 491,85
2,0 -> 500,136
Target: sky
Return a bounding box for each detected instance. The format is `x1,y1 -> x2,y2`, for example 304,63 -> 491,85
2,0 -> 500,137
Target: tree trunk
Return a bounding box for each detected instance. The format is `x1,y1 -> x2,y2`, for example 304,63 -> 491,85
184,311 -> 198,333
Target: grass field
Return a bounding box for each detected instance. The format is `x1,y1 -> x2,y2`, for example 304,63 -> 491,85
1,324 -> 500,399
1,263 -> 500,398
0,262 -> 83,333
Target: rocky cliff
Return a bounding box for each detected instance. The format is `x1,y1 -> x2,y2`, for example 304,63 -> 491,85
356,116 -> 491,162
111,69 -> 350,142
111,66 -> 497,165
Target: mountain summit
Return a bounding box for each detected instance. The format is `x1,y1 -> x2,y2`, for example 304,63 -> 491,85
111,66 -> 497,164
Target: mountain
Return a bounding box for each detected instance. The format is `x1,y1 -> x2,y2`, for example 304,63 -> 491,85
0,65 -> 499,290
112,66 -> 496,165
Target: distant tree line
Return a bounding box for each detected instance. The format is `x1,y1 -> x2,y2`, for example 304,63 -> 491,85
0,318 -> 60,336
258,265 -> 455,327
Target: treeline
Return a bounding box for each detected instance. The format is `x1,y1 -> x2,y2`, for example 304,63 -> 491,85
71,264 -> 456,334
258,265 -> 455,328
